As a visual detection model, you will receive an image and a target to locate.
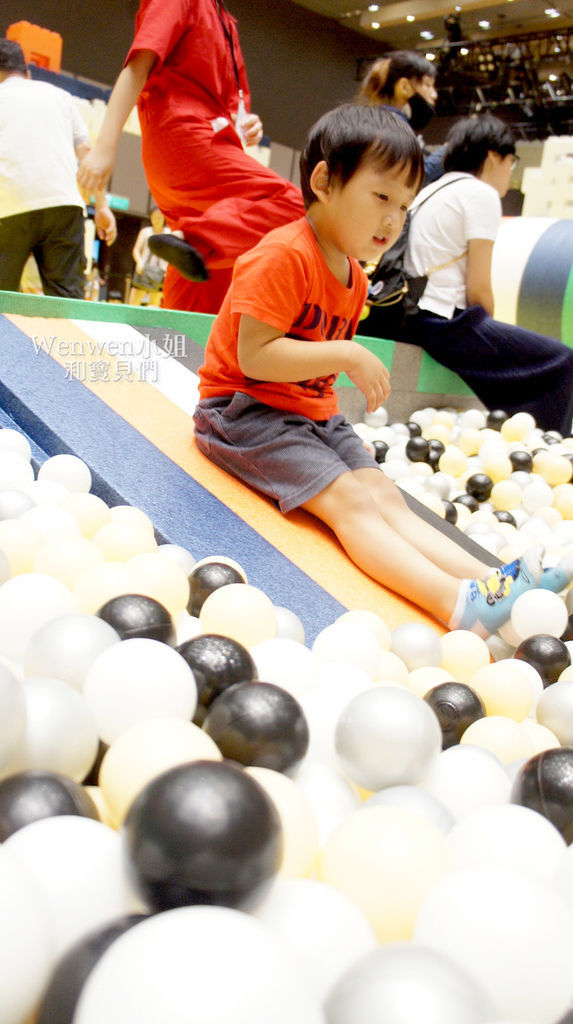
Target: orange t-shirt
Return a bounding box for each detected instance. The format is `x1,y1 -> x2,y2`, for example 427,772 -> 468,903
198,217 -> 368,421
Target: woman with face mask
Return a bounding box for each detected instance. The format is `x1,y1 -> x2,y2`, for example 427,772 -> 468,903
356,51 -> 443,183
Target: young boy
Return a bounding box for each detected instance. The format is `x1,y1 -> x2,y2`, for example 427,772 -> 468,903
193,104 -> 557,637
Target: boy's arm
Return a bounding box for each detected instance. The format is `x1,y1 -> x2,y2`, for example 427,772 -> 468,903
238,314 -> 390,413
77,50 -> 157,193
466,238 -> 494,316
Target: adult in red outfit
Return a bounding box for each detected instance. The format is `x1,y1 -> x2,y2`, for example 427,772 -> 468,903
78,0 -> 304,313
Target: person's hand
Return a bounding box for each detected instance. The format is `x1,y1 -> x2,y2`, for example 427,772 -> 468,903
94,206 -> 117,245
135,260 -> 145,275
241,112 -> 263,147
78,145 -> 114,193
345,344 -> 391,413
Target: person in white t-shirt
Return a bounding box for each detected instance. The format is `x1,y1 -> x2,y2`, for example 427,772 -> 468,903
0,39 -> 116,298
402,114 -> 573,436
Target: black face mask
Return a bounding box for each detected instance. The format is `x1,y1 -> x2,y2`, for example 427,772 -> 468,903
408,92 -> 435,132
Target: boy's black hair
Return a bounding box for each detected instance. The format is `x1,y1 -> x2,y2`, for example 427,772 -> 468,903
299,103 -> 424,209
0,39 -> 27,75
443,113 -> 516,175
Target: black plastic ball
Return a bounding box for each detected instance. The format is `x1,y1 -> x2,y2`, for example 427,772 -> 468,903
453,493 -> 479,513
561,613 -> 573,643
202,681 -> 309,774
36,914 -> 147,1024
511,748 -> 573,843
424,682 -> 486,749
427,439 -> 446,470
187,561 -> 246,617
97,593 -> 175,644
406,421 -> 422,437
123,759 -> 283,911
514,634 -> 571,687
81,740 -> 108,787
486,409 -> 509,430
0,770 -> 100,841
509,450 -> 533,472
372,439 -> 389,464
442,500 -> 458,525
543,430 -> 563,445
405,436 -> 430,463
493,509 -> 517,527
176,633 -> 258,722
466,473 -> 493,501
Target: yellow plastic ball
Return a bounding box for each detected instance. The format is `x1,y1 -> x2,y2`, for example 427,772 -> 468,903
538,507 -> 563,527
199,583 -> 277,647
432,410 -> 457,430
84,786 -> 115,829
458,428 -> 482,457
460,716 -> 535,764
99,717 -> 222,827
490,480 -> 523,511
109,505 -> 156,533
73,562 -> 141,614
438,445 -> 467,478
336,609 -> 391,650
422,423 -> 450,445
417,492 -> 446,518
542,457 -> 572,486
480,455 -> 513,484
247,766 -> 319,879
92,522 -> 158,561
521,720 -> 560,755
553,483 -> 573,519
317,805 -> 448,942
127,552 -> 190,618
501,412 -> 537,442
0,519 -> 44,574
33,537 -> 106,589
469,660 -> 533,721
408,666 -> 455,699
440,630 -> 490,685
62,492 -> 112,539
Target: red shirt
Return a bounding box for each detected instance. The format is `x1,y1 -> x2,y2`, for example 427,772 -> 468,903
126,0 -> 251,124
198,217 -> 368,420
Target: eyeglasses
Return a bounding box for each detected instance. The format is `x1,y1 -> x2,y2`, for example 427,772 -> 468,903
510,154 -> 520,170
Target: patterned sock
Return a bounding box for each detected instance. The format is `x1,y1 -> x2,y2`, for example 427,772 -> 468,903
539,550 -> 573,594
450,546 -> 544,638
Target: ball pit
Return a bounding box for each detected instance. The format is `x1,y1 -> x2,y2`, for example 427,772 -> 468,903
0,412 -> 571,1023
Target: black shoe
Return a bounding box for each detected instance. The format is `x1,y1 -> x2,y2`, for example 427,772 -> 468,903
148,234 -> 209,282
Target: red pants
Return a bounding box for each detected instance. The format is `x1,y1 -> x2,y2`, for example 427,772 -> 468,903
140,114 -> 305,313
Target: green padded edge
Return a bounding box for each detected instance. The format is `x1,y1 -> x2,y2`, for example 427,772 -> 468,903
417,350 -> 475,395
561,267 -> 573,348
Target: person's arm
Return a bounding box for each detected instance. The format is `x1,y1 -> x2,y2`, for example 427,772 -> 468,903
237,314 -> 390,413
77,49 -> 157,192
132,227 -> 151,274
75,140 -> 118,245
466,238 -> 495,315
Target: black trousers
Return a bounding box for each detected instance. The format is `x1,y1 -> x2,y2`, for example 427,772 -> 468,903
0,205 -> 86,298
365,303 -> 573,437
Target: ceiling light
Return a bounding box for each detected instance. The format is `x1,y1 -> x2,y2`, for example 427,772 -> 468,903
545,8 -> 561,16
371,21 -> 380,28
549,73 -> 559,80
420,29 -> 434,39
425,52 -> 436,60
460,46 -> 469,55
478,19 -> 491,28
368,4 -> 379,10
406,14 -> 415,21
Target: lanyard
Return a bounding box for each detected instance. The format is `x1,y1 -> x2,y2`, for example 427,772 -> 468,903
213,0 -> 242,94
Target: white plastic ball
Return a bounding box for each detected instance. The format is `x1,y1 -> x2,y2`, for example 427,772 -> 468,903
250,637 -> 316,700
73,905 -> 323,1024
0,573 -> 76,662
0,428 -> 32,462
0,664 -> 26,773
83,638 -> 197,744
4,816 -> 143,960
254,877 -> 377,1003
335,686 -> 441,791
199,583 -> 276,647
23,612 -> 120,691
38,454 -> 92,492
293,761 -> 361,844
414,864 -> 573,1023
510,589 -> 569,641
324,943 -> 494,1024
157,542 -> 196,577
390,622 -> 442,671
0,845 -> 53,1024
312,622 -> 381,679
274,605 -> 306,644
446,803 -> 566,880
421,744 -> 511,820
364,783 -> 455,834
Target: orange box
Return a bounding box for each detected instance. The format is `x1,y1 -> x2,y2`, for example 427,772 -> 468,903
6,21 -> 63,72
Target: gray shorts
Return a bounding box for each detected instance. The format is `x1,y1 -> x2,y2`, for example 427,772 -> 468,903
193,392 -> 378,513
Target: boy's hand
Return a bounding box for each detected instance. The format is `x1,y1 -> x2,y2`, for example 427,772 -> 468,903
346,344 -> 391,413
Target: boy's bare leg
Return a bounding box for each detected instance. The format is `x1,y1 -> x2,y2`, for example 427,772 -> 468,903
301,472 -> 463,624
353,467 -> 492,579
